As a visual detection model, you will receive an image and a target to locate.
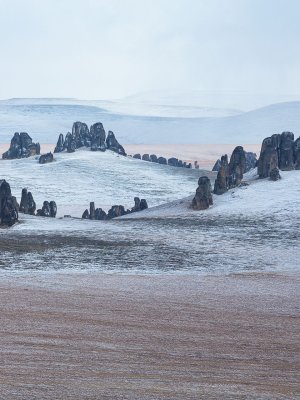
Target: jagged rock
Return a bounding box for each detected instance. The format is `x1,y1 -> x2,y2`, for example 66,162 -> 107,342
142,154 -> 150,161
133,154 -> 141,159
89,202 -> 95,220
150,154 -> 158,163
37,201 -> 51,217
72,121 -> 90,148
279,131 -> 294,171
212,159 -> 221,172
257,135 -> 279,178
54,134 -> 64,153
95,208 -> 107,220
82,209 -> 89,219
2,132 -> 40,159
269,167 -> 281,181
157,156 -> 167,165
132,197 -> 141,212
244,152 -> 257,172
63,132 -> 76,153
140,199 -> 148,210
192,176 -> 213,210
228,146 -> 246,187
107,205 -> 126,219
90,122 -> 106,151
0,180 -> 19,226
39,152 -> 54,164
19,188 -> 36,215
168,157 -> 178,167
294,137 -> 300,169
214,155 -> 229,195
49,201 -> 57,217
106,131 -> 126,156
194,161 -> 199,169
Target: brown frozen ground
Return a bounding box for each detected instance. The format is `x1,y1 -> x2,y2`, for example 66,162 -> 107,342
0,143 -> 260,169
0,272 -> 299,399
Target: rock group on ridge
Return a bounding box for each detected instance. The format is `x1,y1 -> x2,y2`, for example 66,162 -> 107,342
257,131 -> 300,178
82,197 -> 148,220
133,153 -> 192,169
54,121 -> 126,156
2,132 -> 40,160
212,151 -> 256,173
19,188 -> 57,218
0,180 -> 19,226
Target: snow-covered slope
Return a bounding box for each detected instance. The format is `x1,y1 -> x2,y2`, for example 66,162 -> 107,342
1,149 -> 212,218
0,98 -> 300,144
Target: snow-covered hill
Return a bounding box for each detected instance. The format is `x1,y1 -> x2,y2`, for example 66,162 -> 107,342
0,98 -> 300,144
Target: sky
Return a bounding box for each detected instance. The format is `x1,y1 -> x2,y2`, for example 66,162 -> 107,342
0,0 -> 300,105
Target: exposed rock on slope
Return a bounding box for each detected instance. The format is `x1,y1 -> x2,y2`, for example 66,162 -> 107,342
192,176 -> 213,210
2,132 -> 40,160
39,152 -> 54,164
0,180 -> 19,226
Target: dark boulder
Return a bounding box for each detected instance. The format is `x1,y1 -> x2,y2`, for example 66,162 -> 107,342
140,199 -> 148,210
63,132 -> 76,153
54,134 -> 64,153
89,202 -> 95,220
212,159 -> 221,172
132,197 -> 141,212
214,155 -> 229,195
279,131 -> 294,171
228,146 -> 246,188
19,188 -> 36,215
168,157 -> 178,167
0,180 -> 19,226
133,154 -> 141,159
72,121 -> 90,148
157,156 -> 167,165
106,131 -> 126,156
82,209 -> 89,219
192,176 -> 213,210
90,122 -> 106,151
257,134 -> 280,178
194,161 -> 199,169
49,201 -> 57,217
107,205 -> 126,219
150,154 -> 158,163
39,152 -> 54,164
95,208 -> 107,220
2,132 -> 40,160
269,167 -> 281,181
244,152 -> 257,172
142,154 -> 150,161
37,201 -> 51,217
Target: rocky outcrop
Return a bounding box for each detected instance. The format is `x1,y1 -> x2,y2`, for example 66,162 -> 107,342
54,134 -> 64,153
150,154 -> 158,163
36,200 -> 57,217
106,131 -> 126,156
82,197 -> 148,221
142,154 -> 150,161
245,152 -> 257,172
213,155 -> 229,195
228,146 -> 246,188
0,180 -> 19,226
212,159 -> 221,172
157,156 -> 167,165
72,121 -> 90,148
19,188 -> 36,215
90,122 -> 106,151
269,167 -> 281,181
133,154 -> 141,159
257,132 -> 300,178
39,152 -> 54,164
194,161 -> 199,169
192,176 -> 213,210
2,132 -> 40,160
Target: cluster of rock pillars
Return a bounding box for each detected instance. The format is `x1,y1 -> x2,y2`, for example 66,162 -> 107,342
132,153 -> 193,169
1,124 -> 299,227
192,131 -> 300,210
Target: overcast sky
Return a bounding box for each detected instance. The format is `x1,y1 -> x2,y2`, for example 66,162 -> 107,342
0,0 -> 299,103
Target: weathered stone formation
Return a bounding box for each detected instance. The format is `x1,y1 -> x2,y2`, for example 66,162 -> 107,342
244,152 -> 257,172
192,176 -> 213,210
82,197 -> 148,220
90,122 -> 106,151
54,121 -> 126,156
19,188 -> 36,215
194,161 -> 199,169
228,146 -> 246,188
212,159 -> 221,172
157,156 -> 167,165
39,152 -> 54,164
106,131 -> 126,156
213,155 -> 229,195
2,132 -> 40,160
257,132 -> 300,178
36,201 -> 57,217
269,167 -> 281,181
0,180 -> 19,226
133,154 -> 141,159
142,154 -> 150,161
150,154 -> 158,163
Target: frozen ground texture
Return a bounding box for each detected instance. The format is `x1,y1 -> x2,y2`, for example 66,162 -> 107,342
0,149 -> 299,275
0,98 -> 300,144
